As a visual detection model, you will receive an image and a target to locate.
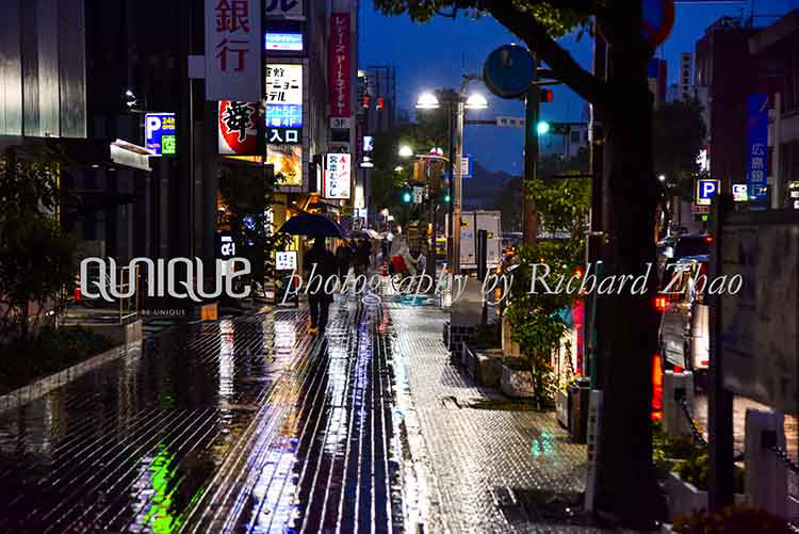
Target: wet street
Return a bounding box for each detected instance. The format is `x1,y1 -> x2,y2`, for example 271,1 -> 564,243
2,291 -> 794,533
0,293 -> 594,533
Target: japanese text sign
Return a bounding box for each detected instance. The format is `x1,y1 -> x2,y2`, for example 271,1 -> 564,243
265,0 -> 303,18
205,0 -> 261,101
266,64 -> 302,144
327,13 -> 351,118
324,153 -> 351,199
746,94 -> 769,202
218,101 -> 258,155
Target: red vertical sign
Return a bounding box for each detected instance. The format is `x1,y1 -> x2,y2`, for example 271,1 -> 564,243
328,13 -> 351,118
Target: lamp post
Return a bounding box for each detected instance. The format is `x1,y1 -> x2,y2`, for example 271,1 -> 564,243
415,80 -> 487,275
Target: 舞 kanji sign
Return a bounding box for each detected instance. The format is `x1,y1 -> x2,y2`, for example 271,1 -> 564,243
205,0 -> 261,102
328,13 -> 351,119
266,64 -> 302,145
218,101 -> 258,155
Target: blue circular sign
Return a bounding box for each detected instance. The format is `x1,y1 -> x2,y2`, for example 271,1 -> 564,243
483,45 -> 536,99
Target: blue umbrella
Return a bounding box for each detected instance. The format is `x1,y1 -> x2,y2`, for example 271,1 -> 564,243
278,213 -> 346,238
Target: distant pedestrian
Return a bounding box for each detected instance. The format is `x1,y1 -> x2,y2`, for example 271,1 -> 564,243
335,239 -> 353,279
304,238 -> 336,335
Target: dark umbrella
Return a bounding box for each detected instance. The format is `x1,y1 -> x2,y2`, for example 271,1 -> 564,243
278,213 -> 346,238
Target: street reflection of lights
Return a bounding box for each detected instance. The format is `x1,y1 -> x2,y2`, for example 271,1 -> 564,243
219,320 -> 235,400
274,320 -> 296,352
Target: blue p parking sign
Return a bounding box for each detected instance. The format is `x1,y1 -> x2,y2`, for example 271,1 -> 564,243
145,113 -> 176,156
696,179 -> 719,206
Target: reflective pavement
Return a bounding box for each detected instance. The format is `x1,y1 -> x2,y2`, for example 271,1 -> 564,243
0,294 -> 605,533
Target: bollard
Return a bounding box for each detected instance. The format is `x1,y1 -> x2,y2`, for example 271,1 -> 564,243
662,370 -> 694,439
744,408 -> 787,518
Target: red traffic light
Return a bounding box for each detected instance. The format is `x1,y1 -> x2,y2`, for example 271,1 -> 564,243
540,89 -> 554,103
377,97 -> 385,110
362,96 -> 370,109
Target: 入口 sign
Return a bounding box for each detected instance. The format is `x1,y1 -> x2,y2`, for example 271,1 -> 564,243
145,113 -> 176,156
324,153 -> 351,199
205,0 -> 261,101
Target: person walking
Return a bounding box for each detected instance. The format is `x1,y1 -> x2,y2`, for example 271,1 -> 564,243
335,239 -> 353,280
304,237 -> 336,335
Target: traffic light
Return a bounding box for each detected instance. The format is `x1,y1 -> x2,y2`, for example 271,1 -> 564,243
536,120 -> 550,135
402,191 -> 412,203
540,88 -> 553,103
444,193 -> 451,202
377,97 -> 385,110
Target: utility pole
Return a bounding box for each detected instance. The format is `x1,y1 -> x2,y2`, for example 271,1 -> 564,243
586,28 -> 607,384
522,80 -> 540,243
452,99 -> 465,274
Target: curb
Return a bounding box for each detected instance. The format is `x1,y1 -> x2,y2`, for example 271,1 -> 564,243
0,341 -> 140,414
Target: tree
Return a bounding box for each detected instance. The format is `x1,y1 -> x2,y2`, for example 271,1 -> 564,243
375,0 -> 663,525
217,162 -> 291,297
0,150 -> 77,341
507,176 -> 590,407
369,94 -> 450,214
652,99 -> 707,202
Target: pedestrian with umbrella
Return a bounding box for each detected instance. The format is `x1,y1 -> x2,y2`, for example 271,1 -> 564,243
277,213 -> 345,335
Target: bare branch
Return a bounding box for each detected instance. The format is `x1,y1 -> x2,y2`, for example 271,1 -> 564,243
486,0 -> 608,105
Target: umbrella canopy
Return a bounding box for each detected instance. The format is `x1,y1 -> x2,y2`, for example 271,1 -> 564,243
349,229 -> 382,240
278,213 -> 346,238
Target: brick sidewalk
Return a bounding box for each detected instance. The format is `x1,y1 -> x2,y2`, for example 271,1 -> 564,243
388,304 -> 601,533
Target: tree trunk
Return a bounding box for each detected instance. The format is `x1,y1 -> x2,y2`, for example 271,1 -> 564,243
593,43 -> 664,526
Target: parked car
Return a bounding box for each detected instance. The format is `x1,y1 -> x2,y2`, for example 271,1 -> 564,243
658,255 -> 710,381
656,233 -> 712,283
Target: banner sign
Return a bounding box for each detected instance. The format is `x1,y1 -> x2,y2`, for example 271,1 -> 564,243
205,0 -> 261,101
266,32 -> 302,51
218,101 -> 258,155
265,0 -> 303,18
324,153 -> 351,199
746,93 -> 769,202
268,144 -> 302,186
266,64 -> 302,144
144,113 -> 176,156
328,13 -> 351,118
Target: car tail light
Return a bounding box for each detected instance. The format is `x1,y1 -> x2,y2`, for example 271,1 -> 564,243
673,365 -> 684,373
704,235 -> 713,243
655,296 -> 667,311
701,360 -> 709,367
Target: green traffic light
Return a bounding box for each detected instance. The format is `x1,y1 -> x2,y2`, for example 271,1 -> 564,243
444,194 -> 451,202
402,191 -> 412,203
536,121 -> 550,135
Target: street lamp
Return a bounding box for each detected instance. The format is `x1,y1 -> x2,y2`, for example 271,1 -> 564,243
394,165 -> 404,172
398,144 -> 414,158
415,92 -> 440,110
465,93 -> 488,110
658,174 -> 667,183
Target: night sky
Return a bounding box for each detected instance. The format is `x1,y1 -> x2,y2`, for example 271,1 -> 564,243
359,0 -> 798,175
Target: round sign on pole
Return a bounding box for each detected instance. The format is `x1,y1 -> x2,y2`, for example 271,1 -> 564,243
483,45 -> 536,99
642,0 -> 675,48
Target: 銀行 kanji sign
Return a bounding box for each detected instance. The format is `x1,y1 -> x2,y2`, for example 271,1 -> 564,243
205,0 -> 261,102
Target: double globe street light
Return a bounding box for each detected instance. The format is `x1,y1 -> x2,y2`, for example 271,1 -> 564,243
411,83 -> 488,275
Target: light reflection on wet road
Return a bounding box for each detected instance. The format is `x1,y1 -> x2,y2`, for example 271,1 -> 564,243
0,313 -> 283,533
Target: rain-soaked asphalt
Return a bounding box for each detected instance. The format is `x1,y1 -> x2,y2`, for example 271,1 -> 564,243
0,298 -> 402,533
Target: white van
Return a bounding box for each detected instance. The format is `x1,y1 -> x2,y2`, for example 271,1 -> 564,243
658,255 -> 710,375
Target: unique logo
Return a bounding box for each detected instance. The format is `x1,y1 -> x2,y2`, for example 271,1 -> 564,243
79,257 -> 251,302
